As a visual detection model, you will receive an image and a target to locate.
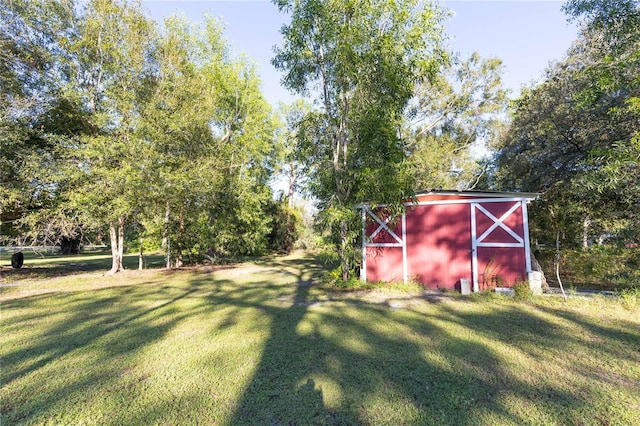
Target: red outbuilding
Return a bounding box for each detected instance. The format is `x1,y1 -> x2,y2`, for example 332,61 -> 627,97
360,190 -> 538,292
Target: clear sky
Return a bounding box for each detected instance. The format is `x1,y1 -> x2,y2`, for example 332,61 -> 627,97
141,0 -> 579,106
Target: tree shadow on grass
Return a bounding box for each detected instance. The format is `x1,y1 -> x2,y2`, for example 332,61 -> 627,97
0,251 -> 167,282
3,254 -> 638,425
0,279 -> 202,424
425,299 -> 640,423
219,266 -> 639,424
432,299 -> 640,369
218,260 -> 532,425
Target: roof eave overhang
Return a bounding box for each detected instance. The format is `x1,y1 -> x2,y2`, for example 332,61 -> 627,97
356,190 -> 540,209
414,189 -> 540,200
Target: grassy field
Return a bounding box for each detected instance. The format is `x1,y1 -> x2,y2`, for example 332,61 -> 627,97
0,249 -> 166,281
1,252 -> 639,425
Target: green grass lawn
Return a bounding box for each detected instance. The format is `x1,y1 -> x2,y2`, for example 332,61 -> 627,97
1,252 -> 639,425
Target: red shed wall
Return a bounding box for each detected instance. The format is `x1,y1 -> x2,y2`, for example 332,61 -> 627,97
363,195 -> 530,290
365,247 -> 404,282
364,212 -> 405,283
414,194 -> 469,203
405,203 -> 472,290
476,247 -> 526,289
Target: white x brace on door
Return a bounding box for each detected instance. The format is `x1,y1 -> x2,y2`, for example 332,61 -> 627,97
470,201 -> 532,292
361,207 -> 407,283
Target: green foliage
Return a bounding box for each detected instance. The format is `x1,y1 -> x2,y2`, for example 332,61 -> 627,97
0,0 -> 81,240
63,0 -> 160,271
273,99 -> 314,202
468,289 -> 501,301
265,198 -> 302,254
137,14 -> 277,264
536,246 -> 640,290
322,274 -> 427,292
617,287 -> 640,311
409,52 -> 508,190
1,1 -> 281,269
323,266 -> 373,290
293,211 -> 329,253
272,0 -> 449,280
563,0 -> 640,37
512,280 -> 534,302
494,3 -> 640,247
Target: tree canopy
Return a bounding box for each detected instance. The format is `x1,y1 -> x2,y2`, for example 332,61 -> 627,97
0,0 -> 80,243
272,0 -> 451,280
408,52 -> 508,191
494,0 -> 639,247
7,0 -> 632,279
1,0 -> 281,270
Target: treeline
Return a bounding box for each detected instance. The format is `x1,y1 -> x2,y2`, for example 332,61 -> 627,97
2,0 -> 510,275
1,0 -> 297,271
2,0 -> 637,279
494,0 -> 639,250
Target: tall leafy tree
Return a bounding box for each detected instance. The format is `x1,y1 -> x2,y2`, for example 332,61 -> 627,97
63,0 -> 157,272
408,52 -> 508,190
494,0 -> 640,246
272,0 -> 449,280
2,0 -> 281,269
141,15 -> 276,265
0,0 -> 81,244
274,99 -> 313,206
563,0 -> 640,241
140,14 -> 225,266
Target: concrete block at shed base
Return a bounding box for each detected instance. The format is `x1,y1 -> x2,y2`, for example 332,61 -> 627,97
494,287 -> 515,297
460,278 -> 471,295
528,271 -> 543,295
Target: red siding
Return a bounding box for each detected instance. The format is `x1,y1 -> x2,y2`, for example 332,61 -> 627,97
474,202 -> 527,288
405,204 -> 471,290
363,194 -> 530,291
474,202 -> 524,241
476,247 -> 526,290
364,209 -> 405,282
413,194 -> 474,203
366,247 -> 404,282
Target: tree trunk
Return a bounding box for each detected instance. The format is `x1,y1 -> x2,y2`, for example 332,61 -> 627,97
161,201 -> 170,249
582,215 -> 590,250
175,209 -> 184,267
340,220 -> 350,282
287,164 -> 296,209
138,235 -> 144,270
109,223 -> 118,273
60,236 -> 81,255
530,251 -> 549,292
107,217 -> 125,274
555,231 -> 567,302
166,236 -> 171,269
118,217 -> 125,267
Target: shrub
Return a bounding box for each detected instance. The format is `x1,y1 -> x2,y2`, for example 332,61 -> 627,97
322,266 -> 373,290
536,246 -> 640,290
469,290 -> 501,301
512,280 -> 533,302
617,287 -> 640,311
265,200 -> 301,254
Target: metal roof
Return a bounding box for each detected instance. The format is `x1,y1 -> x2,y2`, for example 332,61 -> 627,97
356,190 -> 540,209
414,189 -> 540,199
